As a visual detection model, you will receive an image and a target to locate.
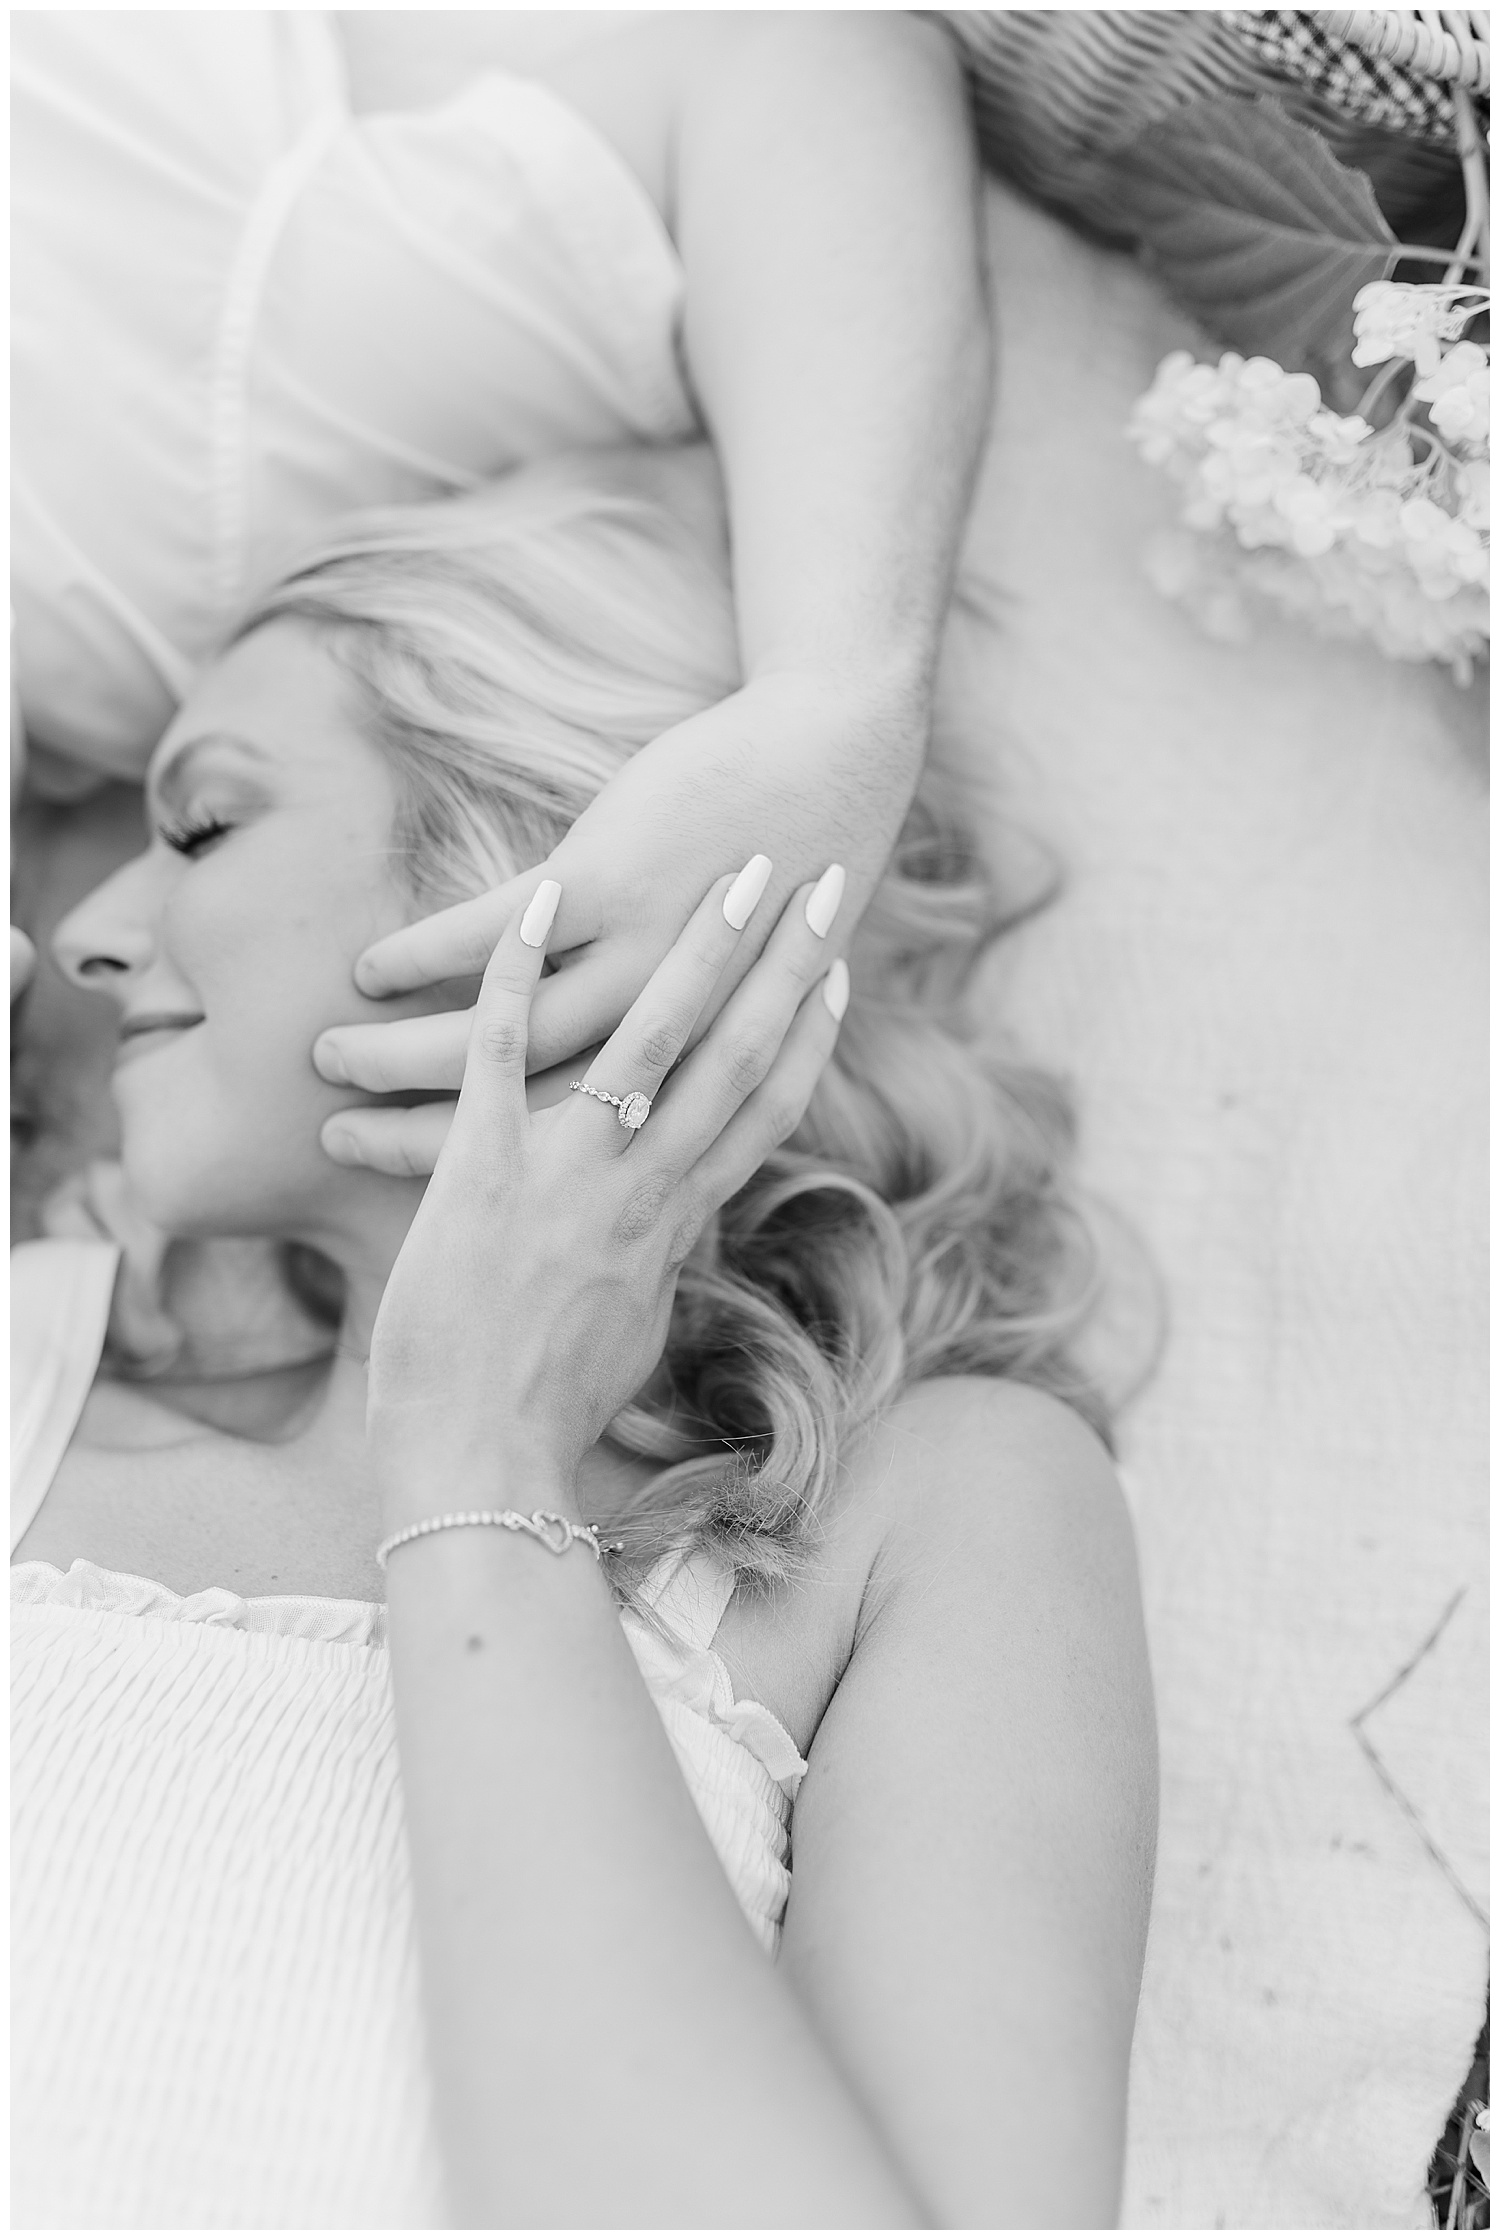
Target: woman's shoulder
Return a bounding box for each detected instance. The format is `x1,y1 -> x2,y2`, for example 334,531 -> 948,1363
847,1374 -> 1124,1567
714,1376 -> 1128,1758
870,1369 -> 1113,1470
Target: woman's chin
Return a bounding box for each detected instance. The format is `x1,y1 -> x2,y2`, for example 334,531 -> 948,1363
116,1134 -> 334,1246
113,1168 -> 241,1242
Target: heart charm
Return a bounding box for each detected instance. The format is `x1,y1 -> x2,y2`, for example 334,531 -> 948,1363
530,1511 -> 575,1556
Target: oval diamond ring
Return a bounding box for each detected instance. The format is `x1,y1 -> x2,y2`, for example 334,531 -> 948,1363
568,1080 -> 652,1131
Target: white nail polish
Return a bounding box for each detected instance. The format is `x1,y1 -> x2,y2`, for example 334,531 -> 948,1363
822,957 -> 850,1022
805,864 -> 845,940
519,878 -> 562,949
723,853 -> 773,930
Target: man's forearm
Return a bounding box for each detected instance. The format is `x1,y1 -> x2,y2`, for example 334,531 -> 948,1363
675,14 -> 992,701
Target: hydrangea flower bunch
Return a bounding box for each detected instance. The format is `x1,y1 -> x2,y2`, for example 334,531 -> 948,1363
1349,277 -> 1484,377
1128,282 -> 1490,682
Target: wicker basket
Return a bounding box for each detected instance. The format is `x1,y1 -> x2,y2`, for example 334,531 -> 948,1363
938,9 -> 1488,246
1320,9 -> 1489,92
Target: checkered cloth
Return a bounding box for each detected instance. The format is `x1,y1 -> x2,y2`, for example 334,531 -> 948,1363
1225,11 -> 1462,142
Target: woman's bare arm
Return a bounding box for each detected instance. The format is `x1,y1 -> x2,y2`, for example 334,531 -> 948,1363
369,882 -> 1155,2222
369,887 -> 1155,2222
782,1378 -> 1159,2228
376,875 -> 924,2226
388,1378 -> 1155,2227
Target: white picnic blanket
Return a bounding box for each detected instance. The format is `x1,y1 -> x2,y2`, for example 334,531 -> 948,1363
948,183 -> 1488,2229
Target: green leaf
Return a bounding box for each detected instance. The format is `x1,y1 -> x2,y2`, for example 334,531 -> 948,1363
1098,95 -> 1400,369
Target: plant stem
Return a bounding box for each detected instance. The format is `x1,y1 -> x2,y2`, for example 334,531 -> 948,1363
1394,243 -> 1485,269
1447,86 -> 1490,290
1406,418 -> 1458,467
1355,357 -> 1409,423
1447,2102 -> 1478,2229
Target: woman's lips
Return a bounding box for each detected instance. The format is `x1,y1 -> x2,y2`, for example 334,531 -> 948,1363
114,1012 -> 206,1068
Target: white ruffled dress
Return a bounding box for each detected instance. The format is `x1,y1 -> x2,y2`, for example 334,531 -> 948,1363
12,1238 -> 806,2228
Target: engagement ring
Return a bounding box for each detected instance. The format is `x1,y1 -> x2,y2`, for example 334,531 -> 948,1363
568,1080 -> 652,1130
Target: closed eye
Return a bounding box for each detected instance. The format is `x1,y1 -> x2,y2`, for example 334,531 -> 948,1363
160,813 -> 232,859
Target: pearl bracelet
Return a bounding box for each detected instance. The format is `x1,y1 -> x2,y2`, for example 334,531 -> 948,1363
374,1508 -> 619,1571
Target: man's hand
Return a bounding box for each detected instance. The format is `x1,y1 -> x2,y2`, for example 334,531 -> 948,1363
312,669 -> 923,1176
312,9 -> 987,1182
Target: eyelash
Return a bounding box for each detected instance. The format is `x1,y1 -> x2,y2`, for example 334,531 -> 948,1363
160,813 -> 231,859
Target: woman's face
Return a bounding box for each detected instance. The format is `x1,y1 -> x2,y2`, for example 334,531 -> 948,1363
52,620 -> 432,1241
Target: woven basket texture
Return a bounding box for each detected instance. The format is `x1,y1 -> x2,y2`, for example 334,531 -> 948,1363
937,9 -> 1482,246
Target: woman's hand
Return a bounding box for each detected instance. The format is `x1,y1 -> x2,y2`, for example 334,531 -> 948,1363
312,669 -> 915,1178
365,852 -> 850,1519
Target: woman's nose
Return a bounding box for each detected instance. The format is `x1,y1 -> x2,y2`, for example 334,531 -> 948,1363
52,861 -> 159,992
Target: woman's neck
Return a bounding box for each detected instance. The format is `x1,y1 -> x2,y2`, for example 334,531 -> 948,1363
334,1245 -> 400,1365
248,1233 -> 397,1451
101,1212 -> 657,1550
102,1215 -> 403,1446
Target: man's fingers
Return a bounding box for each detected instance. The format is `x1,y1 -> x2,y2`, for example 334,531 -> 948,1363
318,945 -> 648,1094
319,1033 -> 595,1179
315,1008 -> 474,1094
356,869 -> 600,999
321,1100 -> 458,1178
523,948 -> 655,1076
354,883 -> 520,998
328,884 -> 561,1173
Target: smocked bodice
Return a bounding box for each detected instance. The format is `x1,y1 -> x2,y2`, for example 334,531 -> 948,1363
12,1239 -> 804,2227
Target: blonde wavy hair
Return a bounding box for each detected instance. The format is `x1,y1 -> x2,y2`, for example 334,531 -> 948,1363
240,447 -> 1114,1589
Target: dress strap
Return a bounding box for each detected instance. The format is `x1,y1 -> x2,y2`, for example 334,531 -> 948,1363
637,1545 -> 737,1653
11,1238 -> 120,1554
